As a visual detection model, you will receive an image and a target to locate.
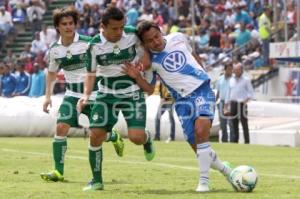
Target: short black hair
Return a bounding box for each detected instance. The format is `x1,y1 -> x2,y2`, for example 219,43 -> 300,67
224,63 -> 233,70
137,20 -> 161,42
101,7 -> 124,26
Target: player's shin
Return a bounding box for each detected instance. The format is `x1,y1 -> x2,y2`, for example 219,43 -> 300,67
196,142 -> 212,185
53,135 -> 67,175
88,145 -> 103,184
210,149 -> 232,176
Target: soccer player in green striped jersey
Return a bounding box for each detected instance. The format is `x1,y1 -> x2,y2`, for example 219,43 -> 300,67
40,7 -> 124,183
77,7 -> 155,191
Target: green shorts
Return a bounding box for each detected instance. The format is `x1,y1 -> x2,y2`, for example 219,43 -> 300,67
57,96 -> 93,127
89,90 -> 146,130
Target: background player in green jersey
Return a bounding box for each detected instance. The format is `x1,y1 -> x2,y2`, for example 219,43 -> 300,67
40,7 -> 124,183
77,7 -> 154,191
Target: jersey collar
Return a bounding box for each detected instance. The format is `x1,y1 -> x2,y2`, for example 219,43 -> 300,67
57,32 -> 79,45
99,31 -> 126,44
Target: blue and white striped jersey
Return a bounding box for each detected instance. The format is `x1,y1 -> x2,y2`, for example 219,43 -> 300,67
145,32 -> 210,100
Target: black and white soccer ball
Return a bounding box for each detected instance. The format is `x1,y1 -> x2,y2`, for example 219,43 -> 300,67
230,165 -> 258,192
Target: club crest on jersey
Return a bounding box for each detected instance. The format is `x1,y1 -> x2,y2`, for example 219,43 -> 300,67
92,112 -> 99,121
162,51 -> 186,72
113,45 -> 121,55
66,50 -> 72,59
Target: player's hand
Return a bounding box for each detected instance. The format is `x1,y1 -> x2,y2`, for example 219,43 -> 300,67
122,62 -> 142,79
77,96 -> 89,113
43,98 -> 52,113
135,61 -> 145,71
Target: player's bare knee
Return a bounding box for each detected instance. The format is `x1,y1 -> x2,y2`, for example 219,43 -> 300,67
128,134 -> 144,145
56,123 -> 70,137
128,129 -> 146,145
195,126 -> 210,143
89,128 -> 107,146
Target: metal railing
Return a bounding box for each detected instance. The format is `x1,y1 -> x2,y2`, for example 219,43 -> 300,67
251,67 -> 279,88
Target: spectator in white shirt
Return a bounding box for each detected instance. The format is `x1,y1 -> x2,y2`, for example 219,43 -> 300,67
0,5 -> 13,35
26,0 -> 45,33
225,63 -> 254,144
216,63 -> 233,143
40,24 -> 57,47
30,32 -> 47,56
246,23 -> 260,41
224,7 -> 236,28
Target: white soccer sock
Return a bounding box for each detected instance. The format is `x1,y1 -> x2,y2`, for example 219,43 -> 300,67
196,142 -> 212,185
89,145 -> 102,151
210,149 -> 231,176
54,135 -> 67,141
144,129 -> 150,144
105,132 -> 111,142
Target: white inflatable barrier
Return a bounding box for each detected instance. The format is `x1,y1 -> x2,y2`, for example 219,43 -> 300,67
0,95 -> 219,140
2,96 -> 299,146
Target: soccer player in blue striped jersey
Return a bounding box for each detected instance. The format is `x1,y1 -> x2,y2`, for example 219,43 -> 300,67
122,21 -> 233,192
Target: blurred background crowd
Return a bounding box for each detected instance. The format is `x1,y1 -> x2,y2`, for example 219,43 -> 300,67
0,0 -> 297,97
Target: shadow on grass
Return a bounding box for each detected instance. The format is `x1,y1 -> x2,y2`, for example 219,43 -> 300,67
55,179 -> 132,185
123,188 -> 232,195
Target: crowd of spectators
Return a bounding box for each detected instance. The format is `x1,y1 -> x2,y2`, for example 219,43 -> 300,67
0,0 -> 298,98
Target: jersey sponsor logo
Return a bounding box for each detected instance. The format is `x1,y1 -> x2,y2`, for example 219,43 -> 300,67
195,96 -> 206,106
162,51 -> 186,72
100,55 -> 107,60
96,45 -> 136,66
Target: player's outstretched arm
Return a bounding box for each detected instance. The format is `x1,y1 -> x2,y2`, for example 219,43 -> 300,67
43,71 -> 57,113
122,63 -> 155,95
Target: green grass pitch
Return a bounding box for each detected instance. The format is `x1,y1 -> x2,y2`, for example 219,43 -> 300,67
0,137 -> 299,199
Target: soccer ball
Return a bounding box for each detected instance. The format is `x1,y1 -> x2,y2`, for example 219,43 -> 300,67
230,165 -> 258,192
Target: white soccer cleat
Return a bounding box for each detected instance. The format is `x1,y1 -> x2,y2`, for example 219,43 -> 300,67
196,182 -> 210,192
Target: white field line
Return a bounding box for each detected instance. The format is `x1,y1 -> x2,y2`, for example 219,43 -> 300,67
2,148 -> 300,180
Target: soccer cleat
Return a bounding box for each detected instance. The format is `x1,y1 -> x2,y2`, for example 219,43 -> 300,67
143,130 -> 155,161
223,161 -> 233,174
196,182 -> 210,192
83,181 -> 104,191
112,128 -> 124,157
222,161 -> 236,188
40,170 -> 64,182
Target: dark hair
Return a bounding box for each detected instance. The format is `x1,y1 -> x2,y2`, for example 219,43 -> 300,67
224,63 -> 233,70
53,7 -> 79,31
137,20 -> 161,42
101,7 -> 124,26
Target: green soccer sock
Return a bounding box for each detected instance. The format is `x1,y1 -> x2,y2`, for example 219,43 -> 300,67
89,146 -> 103,184
106,131 -> 118,142
53,136 -> 67,175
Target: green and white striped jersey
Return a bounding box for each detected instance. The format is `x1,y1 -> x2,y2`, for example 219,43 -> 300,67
48,33 -> 98,99
88,26 -> 144,94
